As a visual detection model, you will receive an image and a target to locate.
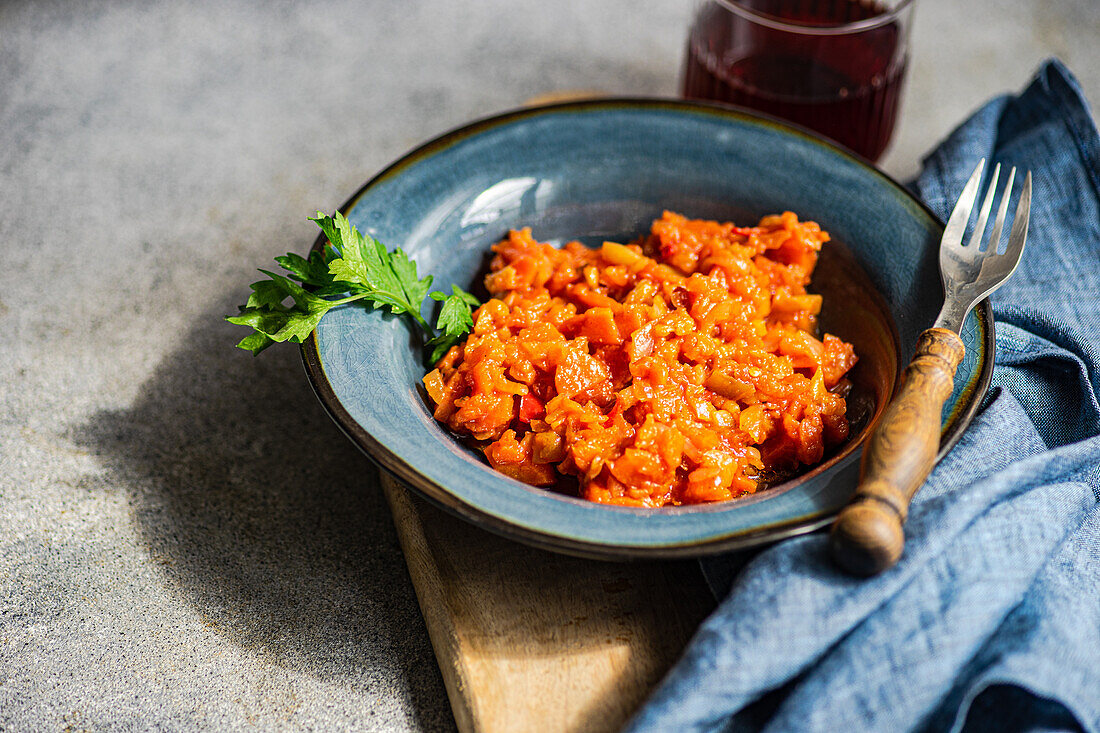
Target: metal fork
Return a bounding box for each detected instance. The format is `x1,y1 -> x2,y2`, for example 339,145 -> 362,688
830,159 -> 1032,576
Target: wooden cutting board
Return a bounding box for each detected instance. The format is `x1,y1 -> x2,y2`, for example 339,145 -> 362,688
382,475 -> 717,733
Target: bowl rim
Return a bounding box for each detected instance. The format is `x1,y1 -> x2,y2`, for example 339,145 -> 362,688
299,97 -> 995,558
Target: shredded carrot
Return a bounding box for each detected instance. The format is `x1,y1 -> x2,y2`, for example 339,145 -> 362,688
423,211 -> 857,507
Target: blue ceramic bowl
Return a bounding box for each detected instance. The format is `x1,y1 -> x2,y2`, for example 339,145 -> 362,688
301,99 -> 992,559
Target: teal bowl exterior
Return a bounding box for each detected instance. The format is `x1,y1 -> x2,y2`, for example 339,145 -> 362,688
301,99 -> 992,559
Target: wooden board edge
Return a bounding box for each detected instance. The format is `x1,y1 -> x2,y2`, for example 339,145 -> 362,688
382,475 -> 479,733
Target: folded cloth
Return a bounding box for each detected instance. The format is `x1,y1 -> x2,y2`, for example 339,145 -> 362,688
626,59 -> 1100,733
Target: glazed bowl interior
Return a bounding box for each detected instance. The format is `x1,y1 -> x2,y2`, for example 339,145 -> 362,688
303,99 -> 991,558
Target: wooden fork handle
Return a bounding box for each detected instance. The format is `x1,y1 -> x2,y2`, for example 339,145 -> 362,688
829,328 -> 965,576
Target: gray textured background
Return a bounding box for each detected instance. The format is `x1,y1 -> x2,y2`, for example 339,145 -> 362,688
2,1 -> 1097,730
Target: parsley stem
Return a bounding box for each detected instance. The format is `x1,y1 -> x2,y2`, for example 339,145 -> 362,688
330,293 -> 369,305
410,310 -> 435,340
334,292 -> 435,340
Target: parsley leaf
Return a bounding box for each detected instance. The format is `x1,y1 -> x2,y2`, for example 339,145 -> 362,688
245,279 -> 294,310
227,211 -> 479,363
274,250 -> 332,287
423,286 -> 480,363
424,334 -> 460,366
432,285 -> 478,337
227,269 -> 359,354
327,231 -> 432,324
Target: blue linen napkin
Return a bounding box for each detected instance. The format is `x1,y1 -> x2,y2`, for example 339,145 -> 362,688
626,59 -> 1100,733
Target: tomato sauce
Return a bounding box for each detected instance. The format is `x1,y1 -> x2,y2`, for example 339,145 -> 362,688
423,211 -> 857,507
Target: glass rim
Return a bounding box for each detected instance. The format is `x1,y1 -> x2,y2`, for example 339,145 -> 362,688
709,0 -> 914,35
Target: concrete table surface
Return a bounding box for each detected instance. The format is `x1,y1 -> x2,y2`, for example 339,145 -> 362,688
1,0 -> 1096,730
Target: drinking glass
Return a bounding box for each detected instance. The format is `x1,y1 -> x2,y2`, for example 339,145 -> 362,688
681,0 -> 914,162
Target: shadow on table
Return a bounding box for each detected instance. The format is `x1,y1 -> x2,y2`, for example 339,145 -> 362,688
70,290 -> 455,732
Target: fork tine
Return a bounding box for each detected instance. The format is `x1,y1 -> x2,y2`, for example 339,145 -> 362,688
967,162 -> 1001,250
987,167 -> 1017,253
1003,171 -> 1032,266
943,159 -> 985,247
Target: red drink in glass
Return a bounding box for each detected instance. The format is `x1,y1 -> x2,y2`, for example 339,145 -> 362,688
681,0 -> 913,162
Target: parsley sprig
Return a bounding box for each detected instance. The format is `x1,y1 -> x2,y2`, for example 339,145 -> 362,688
227,211 -> 479,363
